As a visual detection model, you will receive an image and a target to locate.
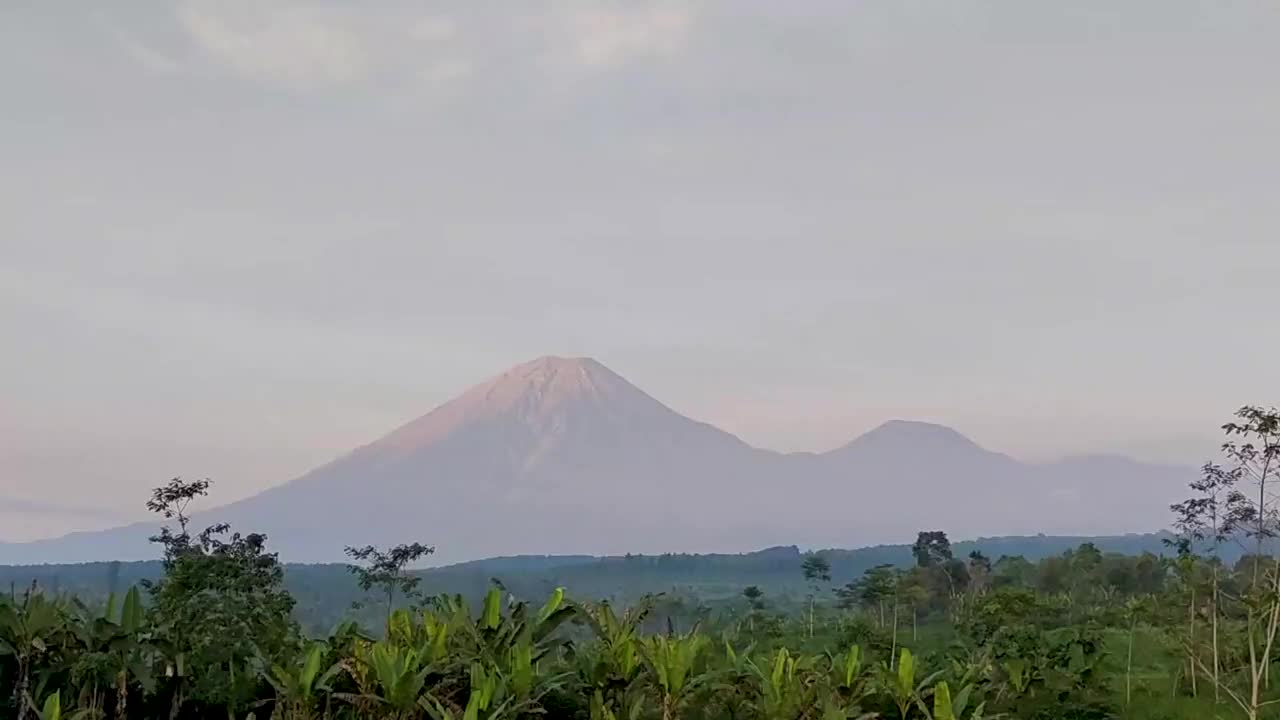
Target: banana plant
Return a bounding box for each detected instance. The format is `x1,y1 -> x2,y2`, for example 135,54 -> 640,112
385,609 -> 450,668
828,645 -> 870,700
588,689 -> 642,720
259,642 -> 343,720
712,639 -> 757,719
999,658 -> 1033,700
419,662 -> 528,720
877,648 -> 943,719
573,599 -> 652,718
928,681 -> 985,720
0,589 -> 70,720
69,587 -> 154,720
36,691 -> 62,720
746,647 -> 819,720
448,587 -> 574,667
638,631 -> 709,720
339,641 -> 434,720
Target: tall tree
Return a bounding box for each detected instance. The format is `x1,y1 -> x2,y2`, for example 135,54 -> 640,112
741,586 -> 764,633
1173,406 -> 1280,720
839,564 -> 896,627
911,531 -> 953,568
800,552 -> 831,639
1170,459 -> 1236,702
913,530 -> 961,598
344,543 -> 435,622
967,551 -> 992,595
144,479 -> 297,717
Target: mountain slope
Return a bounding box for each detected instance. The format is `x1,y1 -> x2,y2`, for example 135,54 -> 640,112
0,357 -> 1194,564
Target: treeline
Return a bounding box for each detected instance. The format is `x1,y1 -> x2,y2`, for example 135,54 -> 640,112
0,534 -> 1180,634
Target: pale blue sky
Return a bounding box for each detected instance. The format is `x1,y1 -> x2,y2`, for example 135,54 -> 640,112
3,0 -> 1279,539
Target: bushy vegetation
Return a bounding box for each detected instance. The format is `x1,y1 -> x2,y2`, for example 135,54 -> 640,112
1,405 -> 1278,719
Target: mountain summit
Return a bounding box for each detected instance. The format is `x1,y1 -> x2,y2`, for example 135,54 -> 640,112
371,356 -> 697,453
837,420 -> 985,452
0,357 -> 1193,564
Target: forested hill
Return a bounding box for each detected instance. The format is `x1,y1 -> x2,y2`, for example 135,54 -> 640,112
0,531 -> 1176,632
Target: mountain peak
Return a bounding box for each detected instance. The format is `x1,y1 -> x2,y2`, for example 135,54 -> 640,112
838,419 -> 984,453
477,355 -> 633,407
502,355 -> 613,387
370,356 -> 665,451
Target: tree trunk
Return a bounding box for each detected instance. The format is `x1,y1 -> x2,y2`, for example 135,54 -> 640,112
15,659 -> 30,720
116,669 -> 129,720
808,595 -> 815,639
890,599 -> 899,670
1127,617 -> 1137,706
1213,578 -> 1221,702
912,606 -> 917,642
1188,586 -> 1197,698
169,684 -> 183,720
1244,559 -> 1280,720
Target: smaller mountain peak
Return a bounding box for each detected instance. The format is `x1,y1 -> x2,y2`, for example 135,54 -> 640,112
840,419 -> 983,452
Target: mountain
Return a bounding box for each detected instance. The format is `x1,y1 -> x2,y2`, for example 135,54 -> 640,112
0,356 -> 1194,564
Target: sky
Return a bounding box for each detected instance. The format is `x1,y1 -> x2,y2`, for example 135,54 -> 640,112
3,0 -> 1279,541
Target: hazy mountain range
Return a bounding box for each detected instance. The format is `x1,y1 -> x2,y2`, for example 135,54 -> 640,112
0,356 -> 1193,565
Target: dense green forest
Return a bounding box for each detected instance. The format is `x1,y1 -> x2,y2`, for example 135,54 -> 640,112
1,405 -> 1278,719
0,533 -> 1181,635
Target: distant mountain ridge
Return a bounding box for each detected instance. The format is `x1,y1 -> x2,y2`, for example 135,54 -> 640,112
0,356 -> 1194,564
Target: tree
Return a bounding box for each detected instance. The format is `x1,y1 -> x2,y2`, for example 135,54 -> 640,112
1122,595 -> 1152,708
145,477 -> 211,560
144,479 -> 297,716
1172,406 -> 1280,720
991,555 -> 1035,589
911,531 -> 953,568
913,531 -> 961,599
898,570 -> 930,642
741,586 -> 765,633
344,543 -> 435,622
1069,543 -> 1103,599
967,551 -> 992,595
801,553 -> 831,639
839,564 -> 896,627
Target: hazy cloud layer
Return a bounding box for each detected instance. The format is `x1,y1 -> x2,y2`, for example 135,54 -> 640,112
2,1 -> 1278,538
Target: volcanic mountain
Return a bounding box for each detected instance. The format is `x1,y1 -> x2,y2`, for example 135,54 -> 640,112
0,357 -> 1192,564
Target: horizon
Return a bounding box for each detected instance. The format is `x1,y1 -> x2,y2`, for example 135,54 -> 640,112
5,2 -> 1278,544
0,529 -> 1180,573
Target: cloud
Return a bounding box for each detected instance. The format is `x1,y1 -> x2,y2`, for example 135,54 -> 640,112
408,17 -> 457,44
177,1 -> 370,91
174,2 -> 473,94
115,33 -> 183,75
422,57 -> 471,88
566,5 -> 695,68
